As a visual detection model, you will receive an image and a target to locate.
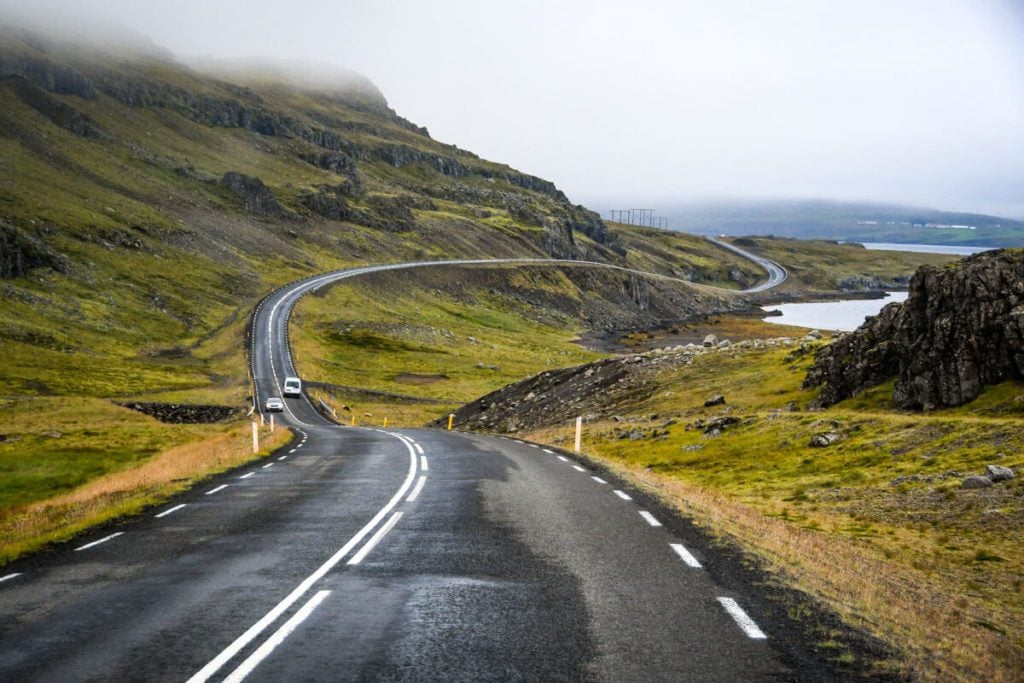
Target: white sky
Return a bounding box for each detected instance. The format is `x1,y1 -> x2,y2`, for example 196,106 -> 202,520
3,0 -> 1023,216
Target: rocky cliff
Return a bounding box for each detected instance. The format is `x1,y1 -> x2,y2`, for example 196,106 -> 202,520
804,249 -> 1024,409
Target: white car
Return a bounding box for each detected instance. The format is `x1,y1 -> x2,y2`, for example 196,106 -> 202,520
265,397 -> 284,412
283,376 -> 302,397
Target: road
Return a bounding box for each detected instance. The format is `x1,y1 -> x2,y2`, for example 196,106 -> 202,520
0,255 -> 833,682
706,236 -> 788,292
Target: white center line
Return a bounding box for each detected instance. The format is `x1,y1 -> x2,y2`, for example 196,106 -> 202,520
572,465 -> 587,473
528,444 -> 539,449
717,597 -> 767,639
591,476 -> 607,484
406,475 -> 427,502
238,472 -> 255,480
670,543 -> 703,568
155,504 -> 187,519
347,512 -> 403,565
557,455 -> 569,462
75,532 -> 123,551
639,511 -> 662,527
542,449 -> 554,454
223,590 -> 332,683
0,573 -> 22,584
413,443 -> 425,455
206,485 -> 229,496
188,434 -> 418,683
288,448 -> 297,453
420,455 -> 428,471
262,463 -> 274,469
613,490 -> 632,501
278,455 -> 287,461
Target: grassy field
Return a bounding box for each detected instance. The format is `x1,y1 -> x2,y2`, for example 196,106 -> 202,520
726,236 -> 956,292
522,345 -> 1024,681
0,398 -> 290,564
290,267 -> 608,426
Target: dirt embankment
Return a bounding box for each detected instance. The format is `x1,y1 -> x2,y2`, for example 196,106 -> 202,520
435,335 -> 811,433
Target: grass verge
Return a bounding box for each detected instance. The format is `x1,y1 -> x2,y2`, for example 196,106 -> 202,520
0,417 -> 290,565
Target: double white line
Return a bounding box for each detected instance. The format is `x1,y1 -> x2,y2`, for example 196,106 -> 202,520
188,432 -> 420,683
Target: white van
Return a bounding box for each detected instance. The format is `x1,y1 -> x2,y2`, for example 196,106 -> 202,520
283,376 -> 302,397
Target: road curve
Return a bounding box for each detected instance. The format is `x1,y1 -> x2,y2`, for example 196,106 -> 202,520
706,236 -> 788,292
0,253 -> 843,682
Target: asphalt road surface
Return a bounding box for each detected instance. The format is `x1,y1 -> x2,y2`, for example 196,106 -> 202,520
0,257 -> 836,682
706,237 -> 788,292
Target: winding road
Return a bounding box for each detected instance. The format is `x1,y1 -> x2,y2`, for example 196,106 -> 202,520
0,248 -> 829,682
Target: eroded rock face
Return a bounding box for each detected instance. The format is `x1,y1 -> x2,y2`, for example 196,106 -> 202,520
805,249 -> 1024,410
0,222 -> 66,278
220,172 -> 286,217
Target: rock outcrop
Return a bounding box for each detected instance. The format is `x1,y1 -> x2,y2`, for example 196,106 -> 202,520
220,172 -> 286,217
805,249 -> 1024,409
118,402 -> 237,423
0,221 -> 66,278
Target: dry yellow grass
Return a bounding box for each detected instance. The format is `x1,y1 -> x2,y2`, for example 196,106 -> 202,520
555,453 -> 1024,682
0,423 -> 291,563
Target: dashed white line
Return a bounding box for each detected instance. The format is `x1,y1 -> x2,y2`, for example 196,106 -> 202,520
155,504 -> 187,519
278,455 -> 287,461
670,543 -> 703,568
347,512 -> 403,565
222,590 -> 332,683
542,449 -> 554,454
591,476 -> 607,484
413,443 -> 425,455
238,472 -> 255,480
528,444 -> 539,449
420,455 -> 428,471
262,463 -> 274,469
407,475 -> 427,502
288,448 -> 297,453
557,455 -> 569,462
206,485 -> 229,496
639,511 -> 662,527
613,490 -> 632,501
74,532 -> 123,551
717,597 -> 767,639
0,573 -> 22,584
572,465 -> 587,473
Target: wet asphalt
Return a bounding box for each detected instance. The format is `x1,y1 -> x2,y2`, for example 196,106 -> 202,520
0,264 -> 864,681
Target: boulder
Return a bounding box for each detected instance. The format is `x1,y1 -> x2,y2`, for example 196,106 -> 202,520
809,432 -> 843,448
961,475 -> 994,490
703,334 -> 718,347
704,395 -> 726,407
985,464 -> 1015,482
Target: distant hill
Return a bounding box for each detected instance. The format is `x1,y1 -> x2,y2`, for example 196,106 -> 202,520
661,200 -> 1024,247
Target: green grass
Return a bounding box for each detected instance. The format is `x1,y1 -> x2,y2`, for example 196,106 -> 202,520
291,268 -> 607,425
726,236 -> 958,291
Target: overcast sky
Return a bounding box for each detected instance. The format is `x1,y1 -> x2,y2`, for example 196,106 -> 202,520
3,0 -> 1023,217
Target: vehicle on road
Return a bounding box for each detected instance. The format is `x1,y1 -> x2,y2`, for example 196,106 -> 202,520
265,397 -> 284,412
283,376 -> 302,397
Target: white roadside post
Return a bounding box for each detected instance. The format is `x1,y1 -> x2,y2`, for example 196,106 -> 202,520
252,421 -> 259,454
574,416 -> 582,453
270,414 -> 275,432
